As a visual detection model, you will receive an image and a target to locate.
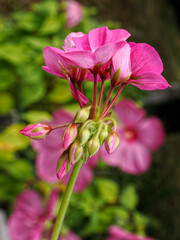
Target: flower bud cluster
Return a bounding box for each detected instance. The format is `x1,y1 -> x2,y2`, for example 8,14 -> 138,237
56,106 -> 120,179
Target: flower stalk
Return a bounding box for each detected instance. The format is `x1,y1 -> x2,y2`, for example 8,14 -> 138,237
50,159 -> 83,240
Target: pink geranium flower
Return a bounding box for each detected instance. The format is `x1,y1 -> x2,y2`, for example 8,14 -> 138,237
32,109 -> 97,192
101,100 -> 165,174
111,42 -> 170,90
66,0 -> 83,28
8,189 -> 59,240
106,225 -> 155,240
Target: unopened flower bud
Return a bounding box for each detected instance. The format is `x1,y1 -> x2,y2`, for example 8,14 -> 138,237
88,137 -> 100,157
79,128 -> 90,146
56,151 -> 69,179
99,129 -> 109,145
62,123 -> 77,149
82,145 -> 89,162
111,68 -> 121,86
20,123 -> 52,139
105,131 -> 120,154
69,140 -> 83,164
74,106 -> 91,123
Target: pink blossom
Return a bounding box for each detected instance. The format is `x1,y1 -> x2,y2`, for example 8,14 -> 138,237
106,225 -> 155,240
128,42 -> 171,90
62,26 -> 130,72
8,189 -> 59,240
101,100 -> 165,174
66,0 -> 83,28
32,109 -> 96,192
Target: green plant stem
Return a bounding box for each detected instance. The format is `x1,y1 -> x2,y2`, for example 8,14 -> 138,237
50,159 -> 83,240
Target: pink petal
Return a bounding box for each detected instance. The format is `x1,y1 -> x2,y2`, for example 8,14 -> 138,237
36,149 -> 63,183
72,34 -> 90,50
111,29 -> 131,42
136,117 -> 165,151
112,43 -> 131,80
63,50 -> 96,68
62,163 -> 94,192
66,231 -> 82,240
45,189 -> 59,218
130,43 -> 163,76
114,100 -> 145,128
64,32 -> 85,48
130,72 -> 171,90
15,190 -> 43,218
68,79 -> 89,106
88,26 -> 110,51
94,41 -> 125,65
66,1 -> 83,28
117,140 -> 152,175
42,47 -> 65,78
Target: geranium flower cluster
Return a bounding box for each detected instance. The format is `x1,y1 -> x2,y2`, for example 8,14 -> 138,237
20,26 -> 170,183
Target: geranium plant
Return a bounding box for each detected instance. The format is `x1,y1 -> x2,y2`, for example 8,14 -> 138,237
19,26 -> 170,240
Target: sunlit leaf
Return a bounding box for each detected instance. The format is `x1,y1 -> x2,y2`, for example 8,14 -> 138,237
96,178 -> 119,203
121,185 -> 139,210
24,110 -> 52,123
0,92 -> 14,115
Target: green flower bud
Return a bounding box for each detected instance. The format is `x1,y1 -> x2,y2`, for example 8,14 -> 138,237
69,140 -> 83,164
74,106 -> 91,123
99,129 -> 109,145
105,131 -> 120,154
88,136 -> 100,157
79,128 -> 91,146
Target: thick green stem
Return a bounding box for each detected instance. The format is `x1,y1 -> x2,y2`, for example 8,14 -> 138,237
50,159 -> 83,240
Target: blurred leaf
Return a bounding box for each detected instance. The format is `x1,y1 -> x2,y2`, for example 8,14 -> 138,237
0,92 -> 14,115
18,64 -> 43,84
96,178 -> 119,203
21,81 -> 46,108
24,36 -> 51,50
0,70 -> 15,90
0,43 -> 28,64
48,80 -> 73,104
39,16 -> 64,35
24,110 -> 52,123
13,12 -> 39,32
5,159 -> 33,180
32,0 -> 58,16
0,123 -> 30,152
121,185 -> 139,210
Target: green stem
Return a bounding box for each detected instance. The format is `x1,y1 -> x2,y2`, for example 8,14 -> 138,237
50,159 -> 83,240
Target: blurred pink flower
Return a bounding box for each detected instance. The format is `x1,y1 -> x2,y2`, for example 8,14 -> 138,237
32,109 -> 97,192
66,0 -> 83,28
101,99 -> 165,174
106,225 -> 155,240
8,189 -> 59,240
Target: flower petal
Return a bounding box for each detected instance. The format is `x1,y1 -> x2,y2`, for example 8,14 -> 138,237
68,79 -> 89,106
118,141 -> 152,174
130,43 -> 163,76
64,32 -> 85,48
130,72 -> 171,90
112,43 -> 131,80
114,100 -> 145,128
136,117 -> 165,151
42,47 -> 65,78
94,41 -> 125,65
111,29 -> 131,41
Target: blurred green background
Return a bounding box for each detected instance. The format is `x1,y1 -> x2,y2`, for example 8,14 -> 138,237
0,0 -> 180,239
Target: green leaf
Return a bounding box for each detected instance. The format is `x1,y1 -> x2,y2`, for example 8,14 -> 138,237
32,0 -> 58,16
121,185 -> 139,210
0,43 -> 28,64
0,70 -> 15,90
0,92 -> 14,115
48,80 -> 73,104
21,81 -> 46,108
24,110 -> 52,123
96,178 -> 119,203
0,123 -> 30,152
13,12 -> 39,32
39,16 -> 64,35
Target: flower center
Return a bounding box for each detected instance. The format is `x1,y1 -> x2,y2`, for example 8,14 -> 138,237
124,129 -> 136,140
